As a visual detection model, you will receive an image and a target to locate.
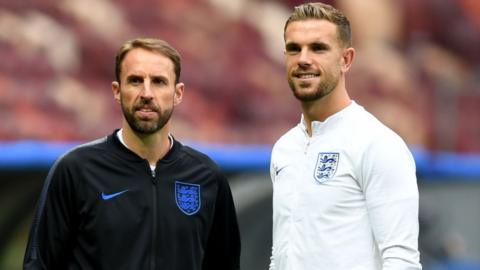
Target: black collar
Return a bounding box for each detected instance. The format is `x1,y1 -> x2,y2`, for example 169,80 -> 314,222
107,129 -> 183,164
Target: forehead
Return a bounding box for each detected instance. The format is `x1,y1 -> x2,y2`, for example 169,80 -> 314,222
285,19 -> 339,45
121,48 -> 175,78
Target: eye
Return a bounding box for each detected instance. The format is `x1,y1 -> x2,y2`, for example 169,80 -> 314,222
311,43 -> 329,53
285,43 -> 301,55
127,75 -> 143,85
152,77 -> 167,86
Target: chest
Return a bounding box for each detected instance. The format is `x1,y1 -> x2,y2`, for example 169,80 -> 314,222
272,138 -> 365,218
73,160 -> 216,240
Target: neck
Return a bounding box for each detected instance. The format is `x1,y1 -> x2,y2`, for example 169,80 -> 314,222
301,84 -> 351,136
121,122 -> 172,166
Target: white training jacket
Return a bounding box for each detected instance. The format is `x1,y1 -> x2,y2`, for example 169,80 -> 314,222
270,101 -> 422,270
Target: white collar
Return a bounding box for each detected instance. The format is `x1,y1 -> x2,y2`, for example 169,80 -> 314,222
116,129 -> 173,171
117,129 -> 173,150
299,101 -> 357,136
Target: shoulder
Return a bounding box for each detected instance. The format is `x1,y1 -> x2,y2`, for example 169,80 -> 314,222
58,136 -> 109,165
42,136 -> 110,192
179,144 -> 223,175
349,104 -> 414,166
349,103 -> 407,147
272,125 -> 302,152
177,144 -> 233,193
348,105 -> 417,189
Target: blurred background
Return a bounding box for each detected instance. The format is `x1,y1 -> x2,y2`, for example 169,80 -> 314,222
0,0 -> 479,269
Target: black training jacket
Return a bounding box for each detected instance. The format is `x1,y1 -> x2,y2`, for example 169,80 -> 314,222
24,130 -> 241,270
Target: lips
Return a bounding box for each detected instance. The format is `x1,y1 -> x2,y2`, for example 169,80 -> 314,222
135,106 -> 158,119
138,108 -> 155,112
293,72 -> 320,79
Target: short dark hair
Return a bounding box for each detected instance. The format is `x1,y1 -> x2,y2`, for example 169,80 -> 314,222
284,2 -> 352,47
115,38 -> 181,83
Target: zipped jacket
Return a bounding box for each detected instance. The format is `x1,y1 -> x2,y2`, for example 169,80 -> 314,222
269,102 -> 421,270
24,130 -> 241,270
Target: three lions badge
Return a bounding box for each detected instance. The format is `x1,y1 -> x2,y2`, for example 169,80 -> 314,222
175,181 -> 201,215
314,152 -> 339,183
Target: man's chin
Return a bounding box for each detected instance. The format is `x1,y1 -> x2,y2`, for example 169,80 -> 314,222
292,89 -> 322,102
129,121 -> 161,135
134,128 -> 160,135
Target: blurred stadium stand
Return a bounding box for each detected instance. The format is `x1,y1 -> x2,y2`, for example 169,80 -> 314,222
1,0 -> 479,269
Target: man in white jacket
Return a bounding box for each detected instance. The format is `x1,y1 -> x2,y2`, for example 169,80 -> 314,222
269,2 -> 422,269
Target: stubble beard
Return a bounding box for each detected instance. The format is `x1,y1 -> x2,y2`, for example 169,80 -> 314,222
288,72 -> 339,102
121,98 -> 173,135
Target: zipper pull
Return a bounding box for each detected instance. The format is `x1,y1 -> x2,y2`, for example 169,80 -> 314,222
151,169 -> 158,185
147,160 -> 157,183
304,139 -> 310,154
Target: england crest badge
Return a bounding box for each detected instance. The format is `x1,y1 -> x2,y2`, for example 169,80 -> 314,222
314,152 -> 339,183
175,181 -> 201,215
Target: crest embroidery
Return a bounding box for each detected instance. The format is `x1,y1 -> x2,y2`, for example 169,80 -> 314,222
314,152 -> 339,183
175,181 -> 201,215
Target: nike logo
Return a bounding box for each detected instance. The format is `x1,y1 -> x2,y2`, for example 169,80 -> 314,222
275,165 -> 289,176
101,189 -> 129,200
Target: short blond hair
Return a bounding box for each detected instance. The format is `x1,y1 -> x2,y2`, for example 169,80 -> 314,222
284,2 -> 352,47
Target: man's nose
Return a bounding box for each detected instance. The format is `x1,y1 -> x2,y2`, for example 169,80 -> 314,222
298,48 -> 312,66
140,81 -> 154,99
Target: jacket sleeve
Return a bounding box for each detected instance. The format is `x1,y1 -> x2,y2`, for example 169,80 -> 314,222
202,174 -> 241,270
23,156 -> 77,270
360,134 -> 422,269
269,246 -> 275,270
269,155 -> 275,270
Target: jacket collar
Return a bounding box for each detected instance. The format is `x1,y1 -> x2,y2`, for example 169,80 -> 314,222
299,101 -> 358,137
108,129 -> 182,164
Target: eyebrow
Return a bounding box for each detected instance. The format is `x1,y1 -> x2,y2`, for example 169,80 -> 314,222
310,42 -> 330,50
126,74 -> 143,81
285,41 -> 331,50
125,74 -> 169,81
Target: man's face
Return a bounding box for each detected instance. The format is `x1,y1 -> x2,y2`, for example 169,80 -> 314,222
284,19 -> 345,102
112,48 -> 183,134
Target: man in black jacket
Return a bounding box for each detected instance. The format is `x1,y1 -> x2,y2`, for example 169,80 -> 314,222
23,38 -> 241,270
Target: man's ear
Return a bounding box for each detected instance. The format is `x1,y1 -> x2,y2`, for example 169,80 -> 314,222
341,47 -> 355,73
174,82 -> 184,106
112,81 -> 121,103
